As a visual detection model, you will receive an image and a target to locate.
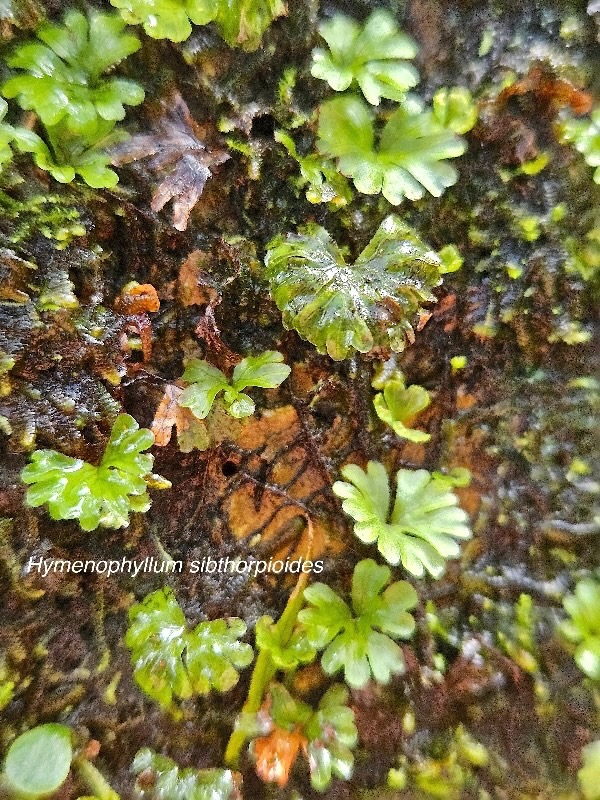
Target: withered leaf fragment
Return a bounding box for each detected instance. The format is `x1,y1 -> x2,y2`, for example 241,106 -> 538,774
111,93 -> 229,231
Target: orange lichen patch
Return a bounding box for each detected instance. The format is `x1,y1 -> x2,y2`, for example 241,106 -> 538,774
254,728 -> 307,788
236,405 -> 297,454
114,282 -> 160,314
177,250 -> 219,308
434,293 -> 458,333
456,387 -> 477,410
497,67 -> 592,115
225,406 -> 346,561
151,384 -> 209,452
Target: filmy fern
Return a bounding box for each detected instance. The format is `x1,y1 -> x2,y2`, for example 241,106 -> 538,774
109,0 -> 286,50
21,414 -> 170,531
132,749 -> 241,800
372,372 -> 431,442
264,215 -> 442,360
251,683 -> 357,792
310,10 -> 418,106
333,462 -> 471,578
298,558 -> 417,688
125,588 -> 254,712
179,351 -> 290,419
3,10 -> 144,138
317,95 -> 466,204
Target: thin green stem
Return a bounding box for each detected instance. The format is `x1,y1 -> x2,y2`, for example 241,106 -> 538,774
224,517 -> 314,766
74,757 -> 120,800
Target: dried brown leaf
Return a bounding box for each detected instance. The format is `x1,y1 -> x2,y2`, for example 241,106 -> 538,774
254,727 -> 306,788
177,250 -> 219,308
111,92 -> 229,231
152,384 -> 210,452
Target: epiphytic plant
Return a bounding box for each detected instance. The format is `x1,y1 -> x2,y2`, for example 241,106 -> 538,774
125,588 -> 254,713
179,351 -> 290,419
298,558 -> 417,688
21,414 -> 170,531
317,95 -> 466,204
333,462 -> 471,578
264,215 -> 442,360
310,10 -> 418,106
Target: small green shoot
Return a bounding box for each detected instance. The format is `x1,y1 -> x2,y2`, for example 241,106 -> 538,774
3,10 -> 144,138
333,462 -> 471,578
131,749 -> 241,800
317,95 -> 466,204
579,740 -> 600,800
311,10 -> 418,106
432,87 -> 478,135
125,588 -> 254,712
275,129 -> 352,207
179,351 -> 290,420
254,615 -> 316,670
559,578 -> 600,680
264,215 -> 442,360
2,724 -> 72,799
298,558 -> 417,688
372,373 -> 431,443
560,108 -> 600,184
438,243 -> 464,274
21,414 -> 170,531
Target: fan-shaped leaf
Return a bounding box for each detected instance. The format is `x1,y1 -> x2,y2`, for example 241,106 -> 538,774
21,414 -> 168,531
299,558 -> 417,688
264,215 -> 442,360
311,10 -> 418,106
317,95 -> 466,204
333,463 -> 471,578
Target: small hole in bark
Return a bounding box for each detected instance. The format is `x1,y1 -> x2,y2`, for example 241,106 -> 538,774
222,460 -> 238,477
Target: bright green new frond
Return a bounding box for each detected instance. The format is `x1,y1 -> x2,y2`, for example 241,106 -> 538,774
3,10 -> 144,139
560,578 -> 600,680
0,99 -> 15,169
311,10 -> 418,106
21,414 -> 169,531
298,558 -> 417,688
264,215 -> 442,360
373,373 -> 431,442
132,749 -> 241,800
432,87 -> 478,135
110,0 -> 285,50
126,588 -> 254,712
561,108 -> 600,185
333,463 -> 471,578
579,740 -> 600,800
2,725 -> 73,800
179,351 -> 290,420
317,95 -> 466,204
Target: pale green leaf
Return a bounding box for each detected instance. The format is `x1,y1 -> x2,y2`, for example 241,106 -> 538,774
311,10 -> 418,106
